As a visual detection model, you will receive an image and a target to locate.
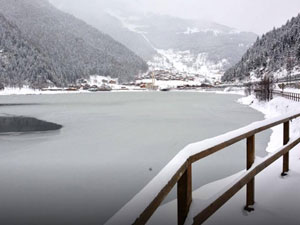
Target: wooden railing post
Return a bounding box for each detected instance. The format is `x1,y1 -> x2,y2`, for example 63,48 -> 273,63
177,163 -> 192,225
282,121 -> 290,176
245,135 -> 255,211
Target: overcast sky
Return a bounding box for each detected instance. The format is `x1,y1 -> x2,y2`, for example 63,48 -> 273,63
50,0 -> 300,34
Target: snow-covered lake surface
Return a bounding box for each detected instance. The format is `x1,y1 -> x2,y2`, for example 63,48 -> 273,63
0,92 -> 271,225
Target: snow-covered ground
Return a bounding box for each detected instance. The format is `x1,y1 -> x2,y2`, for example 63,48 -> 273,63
239,95 -> 300,153
146,95 -> 300,225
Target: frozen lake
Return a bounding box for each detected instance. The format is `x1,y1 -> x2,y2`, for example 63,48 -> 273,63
0,92 -> 270,225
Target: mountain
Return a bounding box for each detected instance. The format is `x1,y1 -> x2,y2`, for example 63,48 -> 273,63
0,13 -> 59,88
73,11 -> 157,61
222,14 -> 300,82
131,14 -> 257,80
0,0 -> 148,88
49,1 -> 257,80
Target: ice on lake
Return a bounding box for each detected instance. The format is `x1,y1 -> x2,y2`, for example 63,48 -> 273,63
0,92 -> 270,225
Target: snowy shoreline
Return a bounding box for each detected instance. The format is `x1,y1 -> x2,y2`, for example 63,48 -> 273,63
0,86 -> 245,96
238,95 -> 300,153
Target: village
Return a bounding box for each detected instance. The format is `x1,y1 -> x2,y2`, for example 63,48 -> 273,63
40,70 -> 220,93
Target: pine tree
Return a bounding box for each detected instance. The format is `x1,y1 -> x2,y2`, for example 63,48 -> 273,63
296,46 -> 300,60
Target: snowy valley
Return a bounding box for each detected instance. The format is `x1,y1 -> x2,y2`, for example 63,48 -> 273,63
2,1 -> 300,225
50,1 -> 257,84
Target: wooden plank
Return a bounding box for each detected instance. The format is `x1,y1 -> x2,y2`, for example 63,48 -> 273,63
247,135 -> 255,170
246,179 -> 255,208
177,164 -> 192,225
282,121 -> 290,175
190,112 -> 300,163
246,135 -> 255,207
192,137 -> 300,225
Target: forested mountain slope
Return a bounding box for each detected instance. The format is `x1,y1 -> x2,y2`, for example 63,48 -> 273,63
223,14 -> 300,82
0,0 -> 148,87
0,13 -> 59,88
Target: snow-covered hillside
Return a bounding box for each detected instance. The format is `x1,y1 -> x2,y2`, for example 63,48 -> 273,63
223,14 -> 300,83
0,0 -> 148,88
148,50 -> 229,81
49,1 -> 257,82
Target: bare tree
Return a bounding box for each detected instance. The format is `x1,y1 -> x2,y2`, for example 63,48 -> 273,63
244,82 -> 253,96
254,75 -> 274,101
286,53 -> 293,85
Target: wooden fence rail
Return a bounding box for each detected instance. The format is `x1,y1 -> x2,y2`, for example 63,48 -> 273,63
106,112 -> 300,225
272,90 -> 300,102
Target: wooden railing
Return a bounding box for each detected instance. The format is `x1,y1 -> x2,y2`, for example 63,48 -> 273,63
273,90 -> 300,102
106,112 -> 300,225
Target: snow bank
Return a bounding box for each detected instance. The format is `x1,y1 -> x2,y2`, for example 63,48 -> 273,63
239,95 -> 300,153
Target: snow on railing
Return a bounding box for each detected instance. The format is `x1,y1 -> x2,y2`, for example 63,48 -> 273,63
105,111 -> 300,225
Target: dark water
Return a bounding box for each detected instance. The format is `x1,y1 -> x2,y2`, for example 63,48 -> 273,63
0,116 -> 62,133
0,92 -> 270,225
